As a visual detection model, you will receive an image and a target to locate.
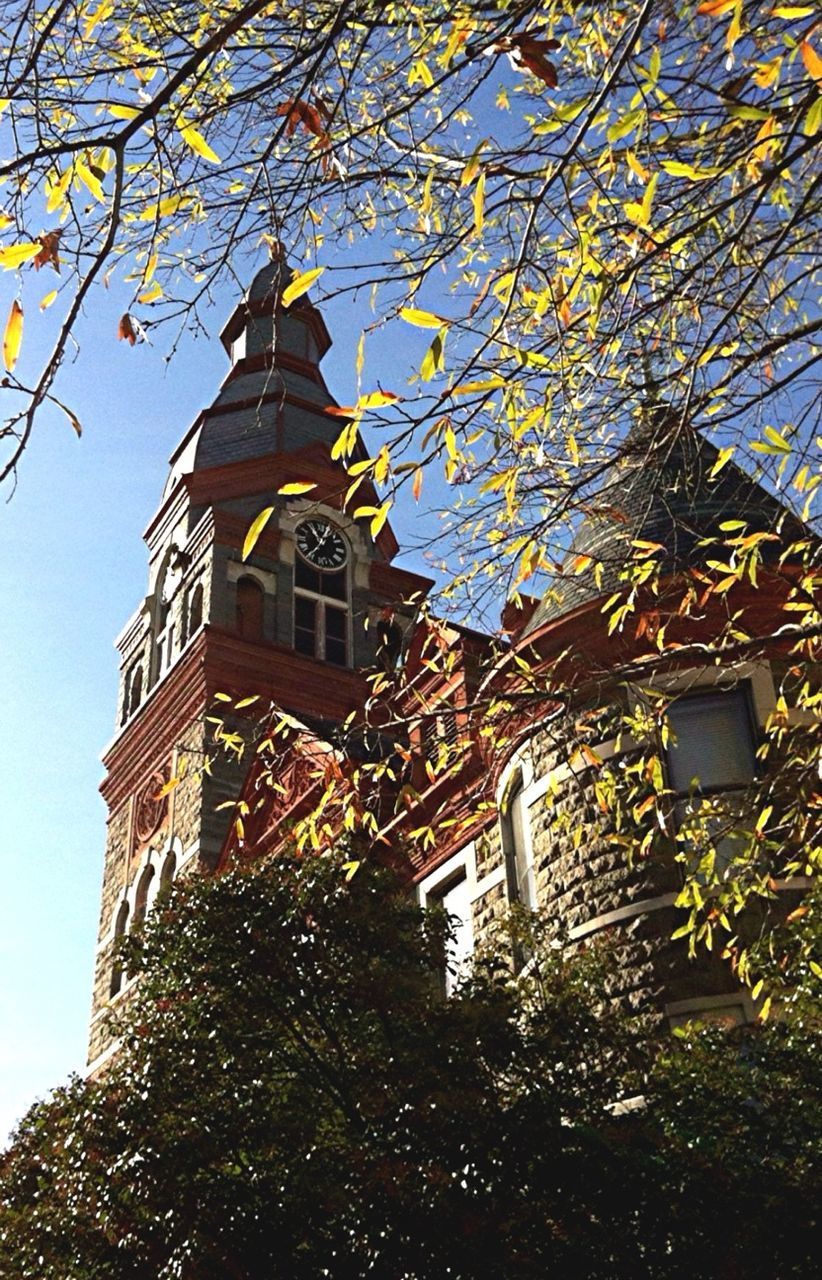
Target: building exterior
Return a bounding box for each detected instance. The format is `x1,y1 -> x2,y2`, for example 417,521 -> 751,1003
88,264 -> 816,1069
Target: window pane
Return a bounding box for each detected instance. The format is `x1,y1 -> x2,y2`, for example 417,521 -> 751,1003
510,785 -> 536,909
294,595 -> 317,656
667,691 -> 755,794
295,559 -> 320,593
321,567 -> 347,601
325,605 -> 346,640
325,605 -> 347,666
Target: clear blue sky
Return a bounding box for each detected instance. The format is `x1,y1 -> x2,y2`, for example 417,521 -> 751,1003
0,259 -> 444,1144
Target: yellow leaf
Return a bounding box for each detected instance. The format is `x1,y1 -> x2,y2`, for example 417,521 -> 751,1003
804,96 -> 822,136
281,266 -> 324,308
39,289 -> 58,311
0,99 -> 9,115
242,506 -> 274,560
356,389 -> 400,409
108,103 -> 139,120
181,124 -> 221,164
278,481 -> 317,495
771,5 -> 815,16
0,241 -> 41,270
452,376 -> 505,395
726,0 -> 743,54
801,41 -> 822,83
709,445 -> 734,477
400,307 -> 447,329
75,159 -> 105,202
763,425 -> 792,454
753,58 -> 782,89
624,170 -> 659,226
661,160 -> 718,181
473,169 -> 486,236
342,860 -> 361,881
460,139 -> 486,187
0,215 -> 10,231
370,501 -> 392,538
626,150 -> 650,182
420,328 -> 446,381
153,776 -> 180,800
3,299 -> 23,371
235,695 -> 261,708
138,280 -> 162,304
697,0 -> 736,12
139,194 -> 188,221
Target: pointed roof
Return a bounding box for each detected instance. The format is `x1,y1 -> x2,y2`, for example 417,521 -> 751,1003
522,420 -> 808,636
164,258 -> 341,495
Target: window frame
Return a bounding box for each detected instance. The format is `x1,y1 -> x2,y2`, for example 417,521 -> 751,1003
293,530 -> 351,666
417,847 -> 477,997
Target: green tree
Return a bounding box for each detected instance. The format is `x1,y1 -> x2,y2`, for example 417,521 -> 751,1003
1,850 -> 819,1278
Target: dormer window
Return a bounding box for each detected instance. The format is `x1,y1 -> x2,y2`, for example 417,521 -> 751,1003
294,519 -> 349,666
230,328 -> 246,365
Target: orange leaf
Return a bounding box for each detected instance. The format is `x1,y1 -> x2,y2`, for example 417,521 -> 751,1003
412,467 -> 423,502
33,229 -> 62,273
801,41 -> 822,83
3,299 -> 23,372
697,0 -> 737,13
118,313 -> 137,345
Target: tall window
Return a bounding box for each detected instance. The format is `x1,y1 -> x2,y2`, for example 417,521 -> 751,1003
155,590 -> 174,679
236,576 -> 264,641
133,864 -> 155,930
121,661 -> 143,725
666,687 -> 757,873
501,771 -> 537,910
188,582 -> 203,636
293,527 -> 349,666
430,871 -> 474,996
109,900 -> 129,997
159,850 -> 177,895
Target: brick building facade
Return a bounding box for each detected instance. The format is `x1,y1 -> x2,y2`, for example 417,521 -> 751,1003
88,263 -> 814,1069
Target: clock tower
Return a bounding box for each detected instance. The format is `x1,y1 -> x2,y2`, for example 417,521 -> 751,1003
87,260 -> 431,1071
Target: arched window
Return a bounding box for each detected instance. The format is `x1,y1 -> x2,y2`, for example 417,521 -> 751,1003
293,520 -> 350,666
501,770 -> 536,910
109,900 -> 130,997
236,576 -> 264,640
133,864 -> 155,930
159,850 -> 177,895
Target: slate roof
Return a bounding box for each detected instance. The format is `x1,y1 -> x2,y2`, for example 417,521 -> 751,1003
523,420 -> 808,636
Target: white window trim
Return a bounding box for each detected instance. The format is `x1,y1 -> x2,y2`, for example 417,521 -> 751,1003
417,844 -> 478,993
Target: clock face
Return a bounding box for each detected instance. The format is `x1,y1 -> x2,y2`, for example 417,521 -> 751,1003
296,519 -> 348,570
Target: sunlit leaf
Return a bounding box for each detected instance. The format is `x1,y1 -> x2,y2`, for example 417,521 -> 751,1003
242,506 -> 275,560
281,266 -> 324,308
180,123 -> 221,164
0,242 -> 41,270
278,482 -> 317,495
452,376 -> 505,395
154,776 -> 181,800
400,307 -> 447,329
3,299 -> 23,371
